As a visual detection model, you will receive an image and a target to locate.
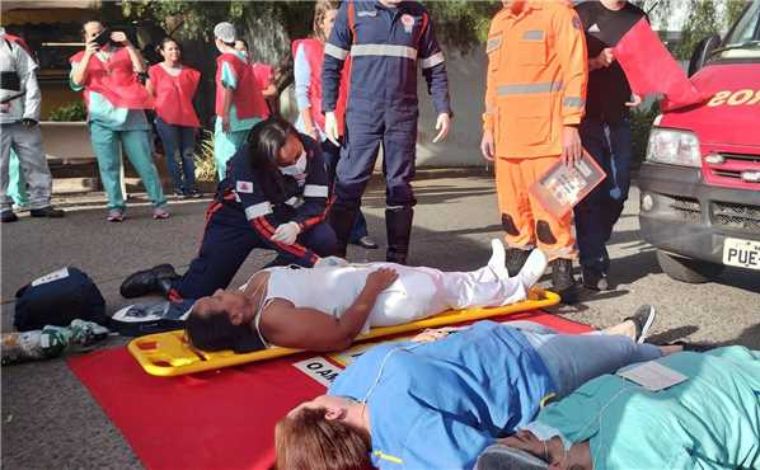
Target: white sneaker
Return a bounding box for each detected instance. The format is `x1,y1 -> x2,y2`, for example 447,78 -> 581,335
517,249 -> 548,289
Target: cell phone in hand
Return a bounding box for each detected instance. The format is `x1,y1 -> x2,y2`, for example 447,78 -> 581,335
92,28 -> 111,48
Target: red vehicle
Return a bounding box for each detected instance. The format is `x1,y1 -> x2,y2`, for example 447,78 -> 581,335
638,0 -> 760,283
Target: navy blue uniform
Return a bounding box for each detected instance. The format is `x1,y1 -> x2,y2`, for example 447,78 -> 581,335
322,0 -> 450,263
168,135 -> 336,300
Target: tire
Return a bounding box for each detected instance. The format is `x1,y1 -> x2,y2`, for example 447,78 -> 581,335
656,250 -> 725,283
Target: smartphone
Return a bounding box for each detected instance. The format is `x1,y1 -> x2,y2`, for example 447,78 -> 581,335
92,28 -> 111,48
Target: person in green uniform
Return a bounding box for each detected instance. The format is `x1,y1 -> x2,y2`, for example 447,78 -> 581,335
479,346 -> 760,470
70,21 -> 168,222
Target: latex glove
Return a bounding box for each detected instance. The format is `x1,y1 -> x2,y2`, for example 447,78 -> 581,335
324,111 -> 340,146
314,256 -> 350,268
480,130 -> 495,161
271,222 -> 301,245
432,112 -> 451,143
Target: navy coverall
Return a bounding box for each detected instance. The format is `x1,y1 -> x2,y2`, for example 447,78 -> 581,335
322,0 -> 451,263
168,135 -> 336,300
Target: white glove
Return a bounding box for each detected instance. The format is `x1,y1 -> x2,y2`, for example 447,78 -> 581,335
270,222 -> 301,245
324,111 -> 340,146
314,256 -> 350,268
433,112 -> 451,143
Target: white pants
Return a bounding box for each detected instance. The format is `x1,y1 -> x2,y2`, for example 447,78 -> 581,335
366,263 -> 528,328
0,122 -> 52,211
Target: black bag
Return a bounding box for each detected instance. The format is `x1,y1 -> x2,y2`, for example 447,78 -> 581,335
14,267 -> 107,331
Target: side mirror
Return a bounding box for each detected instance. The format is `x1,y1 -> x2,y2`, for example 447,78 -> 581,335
687,34 -> 721,77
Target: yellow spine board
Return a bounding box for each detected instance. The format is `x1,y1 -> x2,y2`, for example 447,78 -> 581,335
128,289 -> 560,377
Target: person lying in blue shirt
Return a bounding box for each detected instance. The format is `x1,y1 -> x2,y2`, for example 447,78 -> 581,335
275,307 -> 682,470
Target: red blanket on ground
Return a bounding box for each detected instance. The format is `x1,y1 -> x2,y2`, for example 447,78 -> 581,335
68,311 -> 591,470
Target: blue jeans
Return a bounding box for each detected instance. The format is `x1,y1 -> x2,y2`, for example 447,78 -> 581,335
155,117 -> 197,194
322,140 -> 369,242
518,326 -> 661,398
574,116 -> 633,273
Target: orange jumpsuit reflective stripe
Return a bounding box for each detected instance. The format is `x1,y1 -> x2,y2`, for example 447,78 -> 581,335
484,0 -> 588,260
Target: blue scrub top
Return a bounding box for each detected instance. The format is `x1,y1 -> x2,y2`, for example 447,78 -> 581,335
329,321 -> 555,469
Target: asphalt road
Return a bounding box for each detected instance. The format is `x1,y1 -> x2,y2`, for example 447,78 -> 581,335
2,168 -> 758,468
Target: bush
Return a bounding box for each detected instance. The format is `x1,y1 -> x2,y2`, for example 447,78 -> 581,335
48,101 -> 87,122
194,128 -> 217,183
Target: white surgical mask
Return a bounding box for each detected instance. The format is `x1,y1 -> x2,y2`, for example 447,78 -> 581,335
279,151 -> 307,176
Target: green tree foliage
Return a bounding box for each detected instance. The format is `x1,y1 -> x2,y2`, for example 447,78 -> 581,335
675,0 -> 749,59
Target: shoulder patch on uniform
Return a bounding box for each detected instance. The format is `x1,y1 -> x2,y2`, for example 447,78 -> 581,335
236,180 -> 254,193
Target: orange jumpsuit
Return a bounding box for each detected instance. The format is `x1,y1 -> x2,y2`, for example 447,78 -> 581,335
483,0 -> 587,260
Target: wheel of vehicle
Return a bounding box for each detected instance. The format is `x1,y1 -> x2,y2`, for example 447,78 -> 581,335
656,250 -> 725,283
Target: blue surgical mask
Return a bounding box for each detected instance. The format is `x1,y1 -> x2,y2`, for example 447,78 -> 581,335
279,151 -> 307,176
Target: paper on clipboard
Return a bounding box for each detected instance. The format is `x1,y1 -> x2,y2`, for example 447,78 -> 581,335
617,360 -> 688,391
529,151 -> 607,218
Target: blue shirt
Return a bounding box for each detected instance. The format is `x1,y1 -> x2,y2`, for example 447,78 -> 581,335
329,321 -> 555,469
322,0 -> 451,114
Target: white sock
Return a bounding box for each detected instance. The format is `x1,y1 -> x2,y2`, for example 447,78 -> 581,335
517,249 -> 548,289
487,238 -> 510,279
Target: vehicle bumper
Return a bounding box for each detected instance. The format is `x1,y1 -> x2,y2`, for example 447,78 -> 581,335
638,162 -> 760,264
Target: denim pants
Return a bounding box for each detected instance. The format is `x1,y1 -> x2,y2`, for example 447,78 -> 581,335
519,326 -> 661,398
155,117 -> 197,194
322,140 -> 369,242
574,116 -> 633,273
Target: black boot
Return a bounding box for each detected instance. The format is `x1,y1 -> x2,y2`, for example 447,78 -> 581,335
505,248 -> 532,277
550,258 -> 579,304
386,207 -> 413,264
120,264 -> 179,298
329,205 -> 358,258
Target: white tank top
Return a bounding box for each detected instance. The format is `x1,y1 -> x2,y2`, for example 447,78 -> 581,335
263,265 -> 371,319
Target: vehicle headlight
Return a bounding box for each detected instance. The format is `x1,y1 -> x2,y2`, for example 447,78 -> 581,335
646,128 -> 701,167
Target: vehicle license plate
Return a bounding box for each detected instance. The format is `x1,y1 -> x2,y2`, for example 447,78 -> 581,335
722,237 -> 760,270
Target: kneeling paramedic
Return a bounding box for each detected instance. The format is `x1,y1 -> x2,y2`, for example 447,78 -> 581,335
120,117 -> 337,301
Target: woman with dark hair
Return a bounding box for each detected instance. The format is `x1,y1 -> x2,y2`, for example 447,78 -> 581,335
147,38 -> 202,197
185,239 -> 547,353
292,0 -> 377,250
120,117 -> 337,301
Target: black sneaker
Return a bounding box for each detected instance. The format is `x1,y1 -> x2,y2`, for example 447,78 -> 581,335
582,267 -> 609,291
120,264 -> 179,298
1,210 -> 18,223
30,206 -> 65,218
184,189 -> 203,199
625,304 -> 657,343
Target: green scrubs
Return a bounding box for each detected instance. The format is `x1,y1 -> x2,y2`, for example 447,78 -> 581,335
8,150 -> 28,207
71,58 -> 166,211
214,52 -> 262,181
526,346 -> 760,470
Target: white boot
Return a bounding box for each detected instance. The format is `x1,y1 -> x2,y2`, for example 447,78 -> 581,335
517,249 -> 548,289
